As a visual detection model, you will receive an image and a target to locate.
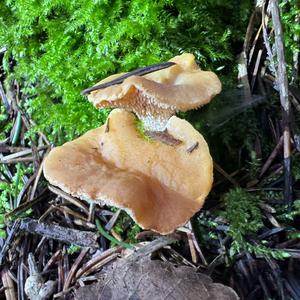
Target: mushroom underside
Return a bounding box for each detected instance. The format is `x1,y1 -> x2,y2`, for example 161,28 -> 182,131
95,88 -> 176,131
88,53 -> 221,131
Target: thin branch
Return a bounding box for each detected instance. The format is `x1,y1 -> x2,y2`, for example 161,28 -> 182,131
270,0 -> 293,208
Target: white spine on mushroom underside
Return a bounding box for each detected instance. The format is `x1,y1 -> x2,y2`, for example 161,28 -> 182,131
137,114 -> 173,131
133,94 -> 176,131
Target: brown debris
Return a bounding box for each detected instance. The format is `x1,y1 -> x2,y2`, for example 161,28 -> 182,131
144,129 -> 182,145
74,259 -> 238,300
187,141 -> 199,153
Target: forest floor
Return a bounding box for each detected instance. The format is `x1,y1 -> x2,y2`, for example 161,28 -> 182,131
1,2 -> 300,300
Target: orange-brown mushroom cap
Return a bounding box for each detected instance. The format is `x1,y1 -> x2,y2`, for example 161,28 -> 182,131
43,109 -> 213,234
87,53 -> 221,131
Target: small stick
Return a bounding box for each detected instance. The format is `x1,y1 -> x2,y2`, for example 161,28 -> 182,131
251,49 -> 263,91
187,142 -> 199,154
19,218 -> 99,248
73,219 -> 96,229
145,130 -> 182,146
1,266 -> 17,300
48,185 -> 89,215
213,162 -> 239,186
53,287 -> 74,299
186,228 -> 198,264
0,220 -> 21,265
62,246 -> 69,285
270,0 -> 293,208
248,23 -> 263,66
0,145 -> 29,153
38,205 -> 57,223
0,157 -> 33,164
15,174 -> 36,207
7,191 -> 49,218
127,235 -> 178,262
111,229 -> 122,242
168,248 -> 196,268
55,205 -> 88,222
75,247 -> 122,279
78,253 -> 119,278
88,203 -> 95,223
17,243 -> 26,300
29,147 -> 50,201
63,248 -> 89,291
291,95 -> 300,112
262,7 -> 276,77
43,250 -> 62,272
105,209 -> 121,231
81,62 -> 176,95
205,254 -> 224,276
188,221 -> 208,266
57,252 -> 64,292
259,135 -> 283,178
264,212 -> 281,227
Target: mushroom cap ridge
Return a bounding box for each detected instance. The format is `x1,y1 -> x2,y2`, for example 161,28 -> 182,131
43,109 -> 213,234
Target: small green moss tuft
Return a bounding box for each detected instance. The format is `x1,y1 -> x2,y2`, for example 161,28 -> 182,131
134,118 -> 153,142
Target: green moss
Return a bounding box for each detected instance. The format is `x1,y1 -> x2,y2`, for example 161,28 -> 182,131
280,0 -> 300,79
293,156 -> 300,181
223,188 -> 263,248
0,163 -> 34,238
67,244 -> 81,255
134,118 -> 153,142
113,211 -> 141,243
0,105 -> 12,141
0,0 -> 252,142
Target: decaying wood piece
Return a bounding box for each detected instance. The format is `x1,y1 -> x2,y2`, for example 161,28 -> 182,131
1,266 -> 17,300
24,253 -> 56,300
269,0 -> 293,208
19,218 -> 99,248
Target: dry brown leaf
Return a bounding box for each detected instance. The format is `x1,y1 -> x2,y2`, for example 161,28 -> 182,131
74,259 -> 239,300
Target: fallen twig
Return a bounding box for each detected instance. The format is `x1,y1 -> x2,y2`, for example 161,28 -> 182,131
1,266 -> 17,300
48,185 -> 89,215
127,235 -> 178,262
270,0 -> 293,208
19,218 -> 99,248
74,247 -> 122,280
259,135 -> 283,177
0,220 -> 21,265
63,248 -> 89,291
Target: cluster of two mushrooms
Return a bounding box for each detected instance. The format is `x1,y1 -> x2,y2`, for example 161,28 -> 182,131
43,53 -> 221,234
